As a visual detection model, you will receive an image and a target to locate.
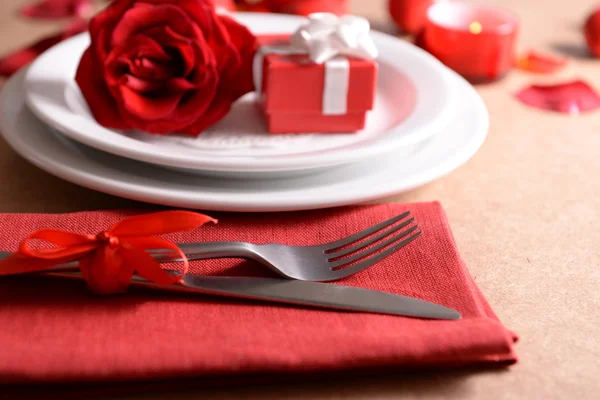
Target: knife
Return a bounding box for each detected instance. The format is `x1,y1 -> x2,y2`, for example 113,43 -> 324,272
0,252 -> 461,320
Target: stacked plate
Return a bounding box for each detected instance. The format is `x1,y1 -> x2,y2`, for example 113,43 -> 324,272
0,13 -> 488,212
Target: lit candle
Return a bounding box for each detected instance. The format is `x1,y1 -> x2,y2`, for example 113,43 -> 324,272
421,2 -> 519,82
389,0 -> 441,35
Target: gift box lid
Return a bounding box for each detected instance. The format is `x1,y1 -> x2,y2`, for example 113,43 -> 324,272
257,35 -> 378,114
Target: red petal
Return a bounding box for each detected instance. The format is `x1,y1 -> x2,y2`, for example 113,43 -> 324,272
217,14 -> 258,97
517,51 -> 568,74
178,0 -> 238,71
515,80 -> 600,114
119,85 -> 182,120
104,35 -> 171,88
20,0 -> 92,19
111,3 -> 196,46
122,74 -> 164,93
177,14 -> 257,135
584,9 -> 600,58
167,77 -> 199,91
89,0 -> 136,40
178,87 -> 234,135
0,19 -> 87,77
141,25 -> 200,77
131,57 -> 177,80
75,48 -> 131,129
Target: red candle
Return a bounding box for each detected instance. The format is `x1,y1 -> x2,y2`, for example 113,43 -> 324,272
389,0 -> 437,35
421,2 -> 519,82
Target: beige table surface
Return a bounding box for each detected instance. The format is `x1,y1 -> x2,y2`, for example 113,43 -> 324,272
1,0 -> 599,398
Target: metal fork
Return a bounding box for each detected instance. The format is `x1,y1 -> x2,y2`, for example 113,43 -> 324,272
152,212 -> 422,281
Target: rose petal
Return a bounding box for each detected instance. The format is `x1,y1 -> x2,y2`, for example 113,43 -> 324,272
130,57 -> 177,80
0,19 -> 87,77
118,63 -> 218,134
104,35 -> 172,88
141,26 -> 200,77
111,3 -> 196,46
20,0 -> 92,19
217,14 -> 258,97
89,0 -> 136,37
517,50 -> 568,74
167,77 -> 199,91
121,74 -> 164,93
75,48 -> 131,129
177,88 -> 233,135
584,9 -> 600,58
515,80 -> 600,114
179,0 -> 239,72
119,84 -> 182,120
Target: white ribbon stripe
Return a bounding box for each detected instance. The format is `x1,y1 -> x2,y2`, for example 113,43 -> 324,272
253,13 -> 378,116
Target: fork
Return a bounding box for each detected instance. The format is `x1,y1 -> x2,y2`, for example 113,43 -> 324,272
151,211 -> 421,281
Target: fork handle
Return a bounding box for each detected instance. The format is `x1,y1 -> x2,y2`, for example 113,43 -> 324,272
172,241 -> 262,263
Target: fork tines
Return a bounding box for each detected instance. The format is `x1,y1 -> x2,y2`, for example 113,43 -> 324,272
325,211 -> 421,272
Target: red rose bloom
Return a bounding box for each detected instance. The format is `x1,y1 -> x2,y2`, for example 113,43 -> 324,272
76,0 -> 257,135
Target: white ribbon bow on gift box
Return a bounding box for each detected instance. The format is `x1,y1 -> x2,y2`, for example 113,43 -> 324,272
290,13 -> 379,64
253,13 -> 378,116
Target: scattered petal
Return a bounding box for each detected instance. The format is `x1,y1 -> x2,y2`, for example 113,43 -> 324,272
515,80 -> 600,114
0,19 -> 87,77
584,8 -> 600,57
517,50 -> 568,73
20,0 -> 93,19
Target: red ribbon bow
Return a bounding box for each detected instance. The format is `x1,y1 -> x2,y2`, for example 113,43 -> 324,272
0,211 -> 216,294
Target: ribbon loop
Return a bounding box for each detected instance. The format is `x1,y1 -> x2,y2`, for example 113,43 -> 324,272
289,13 -> 378,64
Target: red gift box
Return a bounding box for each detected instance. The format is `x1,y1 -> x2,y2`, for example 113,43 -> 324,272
255,35 -> 378,134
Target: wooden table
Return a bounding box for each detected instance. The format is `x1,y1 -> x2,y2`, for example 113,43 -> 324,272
1,0 -> 599,398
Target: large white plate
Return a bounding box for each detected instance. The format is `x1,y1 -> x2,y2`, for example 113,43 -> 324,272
1,67 -> 487,212
23,12 -> 459,176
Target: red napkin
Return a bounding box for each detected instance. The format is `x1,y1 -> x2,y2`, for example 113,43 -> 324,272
0,203 -> 517,391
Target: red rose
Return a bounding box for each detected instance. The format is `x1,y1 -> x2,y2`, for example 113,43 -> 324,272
76,0 -> 257,135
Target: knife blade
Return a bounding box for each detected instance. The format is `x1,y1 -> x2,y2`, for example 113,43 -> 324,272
0,252 -> 461,320
179,274 -> 462,320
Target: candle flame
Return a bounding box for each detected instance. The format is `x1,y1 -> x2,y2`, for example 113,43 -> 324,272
469,21 -> 483,35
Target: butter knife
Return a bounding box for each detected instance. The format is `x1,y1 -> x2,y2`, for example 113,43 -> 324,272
0,252 -> 461,320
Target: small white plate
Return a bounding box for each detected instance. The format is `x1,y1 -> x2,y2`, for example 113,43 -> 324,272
1,67 -> 487,212
23,12 -> 460,177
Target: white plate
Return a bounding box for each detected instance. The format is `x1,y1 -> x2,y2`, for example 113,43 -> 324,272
1,68 -> 487,212
23,12 -> 460,177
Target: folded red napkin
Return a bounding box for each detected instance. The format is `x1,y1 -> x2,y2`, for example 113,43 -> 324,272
0,202 -> 517,390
